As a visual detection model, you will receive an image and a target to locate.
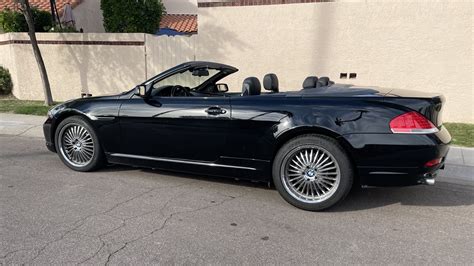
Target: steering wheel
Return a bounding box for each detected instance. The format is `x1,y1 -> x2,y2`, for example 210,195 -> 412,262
170,85 -> 191,97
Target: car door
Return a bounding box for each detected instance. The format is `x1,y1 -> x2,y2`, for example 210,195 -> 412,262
118,95 -> 231,162
221,95 -> 295,174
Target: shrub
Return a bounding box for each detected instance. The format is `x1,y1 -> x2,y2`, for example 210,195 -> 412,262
101,0 -> 165,34
49,25 -> 79,32
0,66 -> 13,95
0,7 -> 52,32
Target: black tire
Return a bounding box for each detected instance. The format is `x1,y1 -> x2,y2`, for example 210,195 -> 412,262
272,134 -> 353,211
54,116 -> 105,172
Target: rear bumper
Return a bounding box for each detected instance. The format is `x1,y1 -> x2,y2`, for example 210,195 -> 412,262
343,126 -> 451,186
43,118 -> 56,153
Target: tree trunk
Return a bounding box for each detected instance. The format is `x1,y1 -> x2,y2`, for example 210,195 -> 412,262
18,0 -> 53,106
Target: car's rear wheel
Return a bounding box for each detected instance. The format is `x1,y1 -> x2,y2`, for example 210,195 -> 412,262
55,116 -> 105,172
272,134 -> 353,211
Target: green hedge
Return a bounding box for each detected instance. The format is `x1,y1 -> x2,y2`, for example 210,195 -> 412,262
0,7 -> 52,32
101,0 -> 165,34
0,66 -> 13,95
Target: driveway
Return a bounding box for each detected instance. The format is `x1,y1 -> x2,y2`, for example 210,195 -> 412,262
0,135 -> 473,265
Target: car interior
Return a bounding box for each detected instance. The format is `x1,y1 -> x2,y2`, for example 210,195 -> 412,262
149,66 -> 334,98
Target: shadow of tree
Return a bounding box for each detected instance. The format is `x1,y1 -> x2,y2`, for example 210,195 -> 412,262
52,12 -> 248,99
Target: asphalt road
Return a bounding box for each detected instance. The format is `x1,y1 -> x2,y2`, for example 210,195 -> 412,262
0,135 -> 473,265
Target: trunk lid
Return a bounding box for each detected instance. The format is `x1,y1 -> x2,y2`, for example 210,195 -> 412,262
383,88 -> 445,127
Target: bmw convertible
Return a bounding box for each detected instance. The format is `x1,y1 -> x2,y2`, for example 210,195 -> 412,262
43,61 -> 451,211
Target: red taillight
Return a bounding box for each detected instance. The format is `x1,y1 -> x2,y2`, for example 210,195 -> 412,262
425,158 -> 442,167
390,111 -> 438,134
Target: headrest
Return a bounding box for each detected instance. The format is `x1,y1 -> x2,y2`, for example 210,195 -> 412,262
302,76 -> 318,89
263,73 -> 279,92
318,77 -> 330,87
242,77 -> 261,96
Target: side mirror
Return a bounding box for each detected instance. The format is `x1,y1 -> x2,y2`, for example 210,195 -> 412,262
216,83 -> 229,93
135,85 -> 146,97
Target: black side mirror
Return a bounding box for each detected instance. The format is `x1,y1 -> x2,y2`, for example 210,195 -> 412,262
135,85 -> 146,97
216,83 -> 229,93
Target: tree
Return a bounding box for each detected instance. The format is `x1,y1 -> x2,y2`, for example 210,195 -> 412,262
0,7 -> 52,33
16,0 -> 53,106
101,0 -> 165,34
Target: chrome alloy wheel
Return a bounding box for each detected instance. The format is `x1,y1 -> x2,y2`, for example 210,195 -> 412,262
280,145 -> 341,203
58,123 -> 95,167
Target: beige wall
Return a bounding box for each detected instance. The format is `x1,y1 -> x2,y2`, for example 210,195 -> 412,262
0,0 -> 472,123
162,0 -> 198,14
73,0 -> 106,33
0,33 -> 146,101
197,0 -> 473,123
0,33 -> 197,101
0,34 -> 17,90
146,34 -> 197,79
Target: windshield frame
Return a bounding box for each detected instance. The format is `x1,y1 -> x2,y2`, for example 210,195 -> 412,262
140,61 -> 238,97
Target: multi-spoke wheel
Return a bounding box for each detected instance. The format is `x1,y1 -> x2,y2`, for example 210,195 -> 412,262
273,135 -> 353,211
59,124 -> 94,167
55,116 -> 105,171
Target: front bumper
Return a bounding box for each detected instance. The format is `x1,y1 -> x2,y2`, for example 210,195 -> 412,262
343,126 -> 451,186
43,118 -> 56,153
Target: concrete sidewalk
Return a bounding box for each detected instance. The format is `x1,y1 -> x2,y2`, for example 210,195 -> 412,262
0,112 -> 472,185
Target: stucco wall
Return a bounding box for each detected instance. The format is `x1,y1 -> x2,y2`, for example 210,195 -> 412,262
0,33 -> 198,101
0,34 -> 17,91
0,33 -> 145,101
197,0 -> 473,123
0,0 -> 472,123
73,0 -> 106,33
146,34 -> 197,79
162,0 -> 198,14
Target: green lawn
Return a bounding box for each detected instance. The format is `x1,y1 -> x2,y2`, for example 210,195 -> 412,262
0,98 -> 473,147
0,99 -> 53,116
444,123 -> 473,147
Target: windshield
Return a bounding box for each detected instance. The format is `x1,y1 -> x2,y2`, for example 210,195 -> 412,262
152,68 -> 221,91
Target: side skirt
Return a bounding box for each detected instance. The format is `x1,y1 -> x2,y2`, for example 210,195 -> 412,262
106,153 -> 271,181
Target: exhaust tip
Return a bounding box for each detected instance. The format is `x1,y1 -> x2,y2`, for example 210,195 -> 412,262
423,178 -> 435,185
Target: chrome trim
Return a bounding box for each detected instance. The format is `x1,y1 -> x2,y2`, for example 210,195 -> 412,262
110,153 -> 257,171
391,128 -> 439,134
369,171 -> 407,175
422,178 -> 435,185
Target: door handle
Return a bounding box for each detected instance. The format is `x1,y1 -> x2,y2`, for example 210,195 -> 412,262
205,106 -> 227,115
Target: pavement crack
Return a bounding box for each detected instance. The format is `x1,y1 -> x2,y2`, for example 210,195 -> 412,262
27,183 -> 190,264
103,191 -> 246,264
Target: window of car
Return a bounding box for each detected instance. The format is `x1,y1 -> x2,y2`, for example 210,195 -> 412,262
152,68 -> 220,91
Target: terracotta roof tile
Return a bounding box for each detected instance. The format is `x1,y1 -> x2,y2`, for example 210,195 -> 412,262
160,14 -> 197,34
0,0 -> 82,15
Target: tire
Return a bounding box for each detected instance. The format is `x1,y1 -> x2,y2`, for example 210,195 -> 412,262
272,134 -> 353,211
54,116 -> 105,172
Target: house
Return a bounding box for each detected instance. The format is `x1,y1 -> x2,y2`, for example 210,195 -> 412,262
0,0 -> 198,34
157,14 -> 197,36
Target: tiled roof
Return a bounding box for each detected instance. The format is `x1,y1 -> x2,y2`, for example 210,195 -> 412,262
0,0 -> 83,14
159,14 -> 197,34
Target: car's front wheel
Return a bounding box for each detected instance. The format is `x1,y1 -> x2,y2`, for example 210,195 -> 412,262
55,116 -> 105,172
272,134 -> 353,211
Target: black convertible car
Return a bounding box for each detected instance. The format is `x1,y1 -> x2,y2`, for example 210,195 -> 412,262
43,61 -> 451,210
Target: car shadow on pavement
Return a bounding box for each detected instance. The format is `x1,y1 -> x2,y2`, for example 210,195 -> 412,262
99,165 -> 473,211
330,183 -> 474,212
99,164 -> 272,190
